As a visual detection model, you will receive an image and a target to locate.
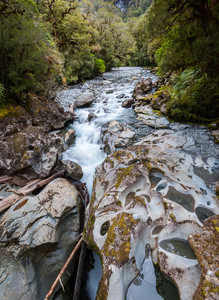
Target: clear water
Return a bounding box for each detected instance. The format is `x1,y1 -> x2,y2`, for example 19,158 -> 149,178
159,238 -> 196,259
127,245 -> 179,300
165,186 -> 195,212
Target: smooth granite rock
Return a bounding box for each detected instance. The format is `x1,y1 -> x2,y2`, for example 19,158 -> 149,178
0,178 -> 80,300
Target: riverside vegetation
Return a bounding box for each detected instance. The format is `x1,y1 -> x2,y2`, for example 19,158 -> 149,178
0,0 -> 218,125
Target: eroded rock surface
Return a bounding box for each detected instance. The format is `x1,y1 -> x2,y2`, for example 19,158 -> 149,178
101,121 -> 135,154
0,178 -> 80,300
85,130 -> 219,300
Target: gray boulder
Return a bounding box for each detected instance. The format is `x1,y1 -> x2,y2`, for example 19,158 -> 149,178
25,93 -> 74,130
115,129 -> 135,148
74,91 -> 95,108
0,126 -> 63,179
122,98 -> 135,108
0,178 -> 80,300
0,105 -> 32,138
133,77 -> 152,99
62,160 -> 83,181
101,121 -> 123,154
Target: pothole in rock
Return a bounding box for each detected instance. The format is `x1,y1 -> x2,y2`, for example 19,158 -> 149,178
154,264 -> 180,300
149,170 -> 164,189
159,238 -> 196,259
152,225 -> 164,235
13,198 -> 29,211
195,206 -> 215,223
100,221 -> 110,236
127,245 -> 180,300
156,183 -> 167,192
165,186 -> 195,212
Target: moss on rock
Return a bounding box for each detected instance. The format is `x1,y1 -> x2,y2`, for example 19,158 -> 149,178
188,215 -> 219,299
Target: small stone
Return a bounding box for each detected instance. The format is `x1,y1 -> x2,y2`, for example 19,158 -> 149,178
65,129 -> 76,145
88,112 -> 97,122
212,130 -> 219,143
106,89 -> 114,94
122,99 -> 135,108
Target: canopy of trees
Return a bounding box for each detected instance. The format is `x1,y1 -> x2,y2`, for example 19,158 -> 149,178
133,0 -> 219,122
0,0 -> 136,101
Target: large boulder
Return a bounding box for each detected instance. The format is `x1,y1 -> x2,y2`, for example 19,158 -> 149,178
85,130 -> 219,300
0,178 -> 80,300
115,129 -> 135,148
101,121 -> 135,153
74,91 -> 95,108
0,126 -> 63,179
25,93 -> 74,130
0,105 -> 32,138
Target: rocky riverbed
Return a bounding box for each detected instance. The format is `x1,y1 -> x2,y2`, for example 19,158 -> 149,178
0,67 -> 218,300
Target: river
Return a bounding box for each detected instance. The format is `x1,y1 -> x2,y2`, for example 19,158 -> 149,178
55,67 -> 219,299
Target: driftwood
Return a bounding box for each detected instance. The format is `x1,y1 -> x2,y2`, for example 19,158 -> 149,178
0,175 -> 29,187
0,175 -> 12,184
73,241 -> 87,300
0,170 -> 65,213
44,236 -> 83,300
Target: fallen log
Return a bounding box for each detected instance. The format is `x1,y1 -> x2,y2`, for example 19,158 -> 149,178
0,175 -> 28,186
44,236 -> 83,300
0,170 -> 65,213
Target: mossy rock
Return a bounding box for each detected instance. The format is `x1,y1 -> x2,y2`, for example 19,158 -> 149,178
0,104 -> 32,138
25,93 -> 74,130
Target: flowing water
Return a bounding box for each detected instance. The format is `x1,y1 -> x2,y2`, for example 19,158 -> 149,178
59,67 -> 157,194
55,67 -> 219,299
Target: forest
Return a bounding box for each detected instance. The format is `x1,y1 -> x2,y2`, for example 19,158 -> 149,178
0,0 -> 219,123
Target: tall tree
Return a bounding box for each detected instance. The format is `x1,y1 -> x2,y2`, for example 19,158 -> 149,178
0,0 -> 62,99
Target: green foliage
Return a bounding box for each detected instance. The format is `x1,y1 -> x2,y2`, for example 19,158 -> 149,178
94,56 -> 106,73
118,0 -> 152,19
94,6 -> 136,70
166,68 -> 219,123
132,0 -> 219,123
0,0 -> 63,99
0,83 -> 5,104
